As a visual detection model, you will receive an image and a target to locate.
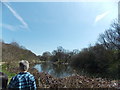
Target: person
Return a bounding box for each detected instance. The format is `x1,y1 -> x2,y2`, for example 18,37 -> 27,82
8,60 -> 36,90
0,72 -> 8,89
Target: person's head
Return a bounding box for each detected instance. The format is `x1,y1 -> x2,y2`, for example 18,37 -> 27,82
19,60 -> 29,72
0,72 -> 8,89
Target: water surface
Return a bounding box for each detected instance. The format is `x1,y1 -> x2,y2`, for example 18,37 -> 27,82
34,62 -> 77,78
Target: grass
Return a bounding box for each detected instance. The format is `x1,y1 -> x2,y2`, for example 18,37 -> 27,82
1,63 -> 16,83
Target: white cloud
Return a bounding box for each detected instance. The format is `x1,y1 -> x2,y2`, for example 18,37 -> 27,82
3,2 -> 29,29
95,11 -> 110,23
0,23 -> 18,31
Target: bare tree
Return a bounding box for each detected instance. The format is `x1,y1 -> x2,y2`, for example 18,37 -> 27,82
98,21 -> 120,50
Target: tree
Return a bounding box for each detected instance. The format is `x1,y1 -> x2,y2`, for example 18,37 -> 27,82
98,21 -> 120,79
41,51 -> 51,61
98,21 -> 120,50
51,46 -> 72,63
73,49 -> 80,55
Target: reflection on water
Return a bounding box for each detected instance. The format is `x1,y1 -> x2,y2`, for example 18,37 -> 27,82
34,62 -> 76,78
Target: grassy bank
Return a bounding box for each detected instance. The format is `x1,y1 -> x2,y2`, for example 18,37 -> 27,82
1,63 -> 16,82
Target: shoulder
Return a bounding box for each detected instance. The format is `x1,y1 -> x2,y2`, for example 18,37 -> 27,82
26,72 -> 33,76
26,72 -> 35,80
11,73 -> 20,80
8,74 -> 20,87
26,72 -> 35,78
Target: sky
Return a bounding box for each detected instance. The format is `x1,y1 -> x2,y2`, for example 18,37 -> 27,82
1,1 -> 118,55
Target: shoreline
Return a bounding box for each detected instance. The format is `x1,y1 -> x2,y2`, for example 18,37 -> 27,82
1,62 -> 119,88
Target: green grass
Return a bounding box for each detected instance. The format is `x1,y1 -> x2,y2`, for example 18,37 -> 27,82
1,64 -> 16,83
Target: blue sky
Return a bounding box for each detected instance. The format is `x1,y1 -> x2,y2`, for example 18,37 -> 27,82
1,1 -> 118,55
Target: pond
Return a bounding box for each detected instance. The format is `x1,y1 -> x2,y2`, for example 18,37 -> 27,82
34,62 -> 86,78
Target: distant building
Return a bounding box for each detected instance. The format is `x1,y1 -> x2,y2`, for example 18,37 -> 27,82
118,1 -> 120,24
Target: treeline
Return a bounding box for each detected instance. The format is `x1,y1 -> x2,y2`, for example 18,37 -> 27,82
1,21 -> 119,79
39,21 -> 120,79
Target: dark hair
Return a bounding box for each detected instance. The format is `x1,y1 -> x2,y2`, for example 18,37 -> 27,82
0,72 -> 8,89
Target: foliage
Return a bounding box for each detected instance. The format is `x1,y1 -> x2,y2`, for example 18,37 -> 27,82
98,21 -> 120,79
40,46 -> 73,63
38,21 -> 119,79
70,21 -> 119,79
